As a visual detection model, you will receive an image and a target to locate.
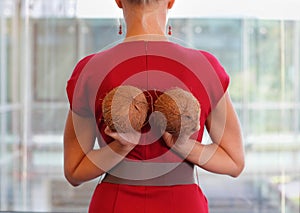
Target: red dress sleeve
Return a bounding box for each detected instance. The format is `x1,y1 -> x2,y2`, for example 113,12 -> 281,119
66,54 -> 95,117
200,50 -> 230,111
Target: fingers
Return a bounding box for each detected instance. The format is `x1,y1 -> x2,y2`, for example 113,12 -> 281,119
162,131 -> 172,141
104,126 -> 116,137
162,132 -> 174,147
162,131 -> 191,148
104,126 -> 111,135
104,126 -> 141,146
120,132 -> 141,144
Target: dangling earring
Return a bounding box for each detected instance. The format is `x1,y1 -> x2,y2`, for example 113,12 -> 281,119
168,25 -> 172,35
119,24 -> 123,35
118,18 -> 123,35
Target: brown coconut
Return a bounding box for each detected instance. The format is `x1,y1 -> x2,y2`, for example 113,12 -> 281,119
153,87 -> 201,136
102,85 -> 148,132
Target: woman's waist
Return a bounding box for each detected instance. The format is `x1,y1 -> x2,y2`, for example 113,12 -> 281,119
102,161 -> 195,186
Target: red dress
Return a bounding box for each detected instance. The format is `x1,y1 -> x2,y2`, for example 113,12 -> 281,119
66,40 -> 229,213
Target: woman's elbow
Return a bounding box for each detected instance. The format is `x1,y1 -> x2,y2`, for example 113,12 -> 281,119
65,176 -> 81,187
230,160 -> 245,178
64,168 -> 82,187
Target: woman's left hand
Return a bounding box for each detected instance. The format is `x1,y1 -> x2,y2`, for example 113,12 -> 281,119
104,126 -> 141,148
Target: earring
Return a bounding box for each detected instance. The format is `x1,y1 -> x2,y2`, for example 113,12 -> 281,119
168,25 -> 172,35
119,24 -> 122,35
118,17 -> 123,35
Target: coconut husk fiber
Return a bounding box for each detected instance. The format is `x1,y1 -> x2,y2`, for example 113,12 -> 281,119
153,87 -> 201,136
102,85 -> 148,132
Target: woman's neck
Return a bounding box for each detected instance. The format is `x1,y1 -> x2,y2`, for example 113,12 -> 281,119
123,5 -> 168,39
125,19 -> 166,38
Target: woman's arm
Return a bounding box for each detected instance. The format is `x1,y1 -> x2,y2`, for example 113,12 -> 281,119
163,92 -> 245,177
63,110 -> 137,186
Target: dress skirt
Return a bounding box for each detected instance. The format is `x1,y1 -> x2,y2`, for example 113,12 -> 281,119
88,182 -> 208,213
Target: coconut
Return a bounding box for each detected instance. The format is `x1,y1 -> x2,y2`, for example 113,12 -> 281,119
153,87 -> 201,136
102,85 -> 148,132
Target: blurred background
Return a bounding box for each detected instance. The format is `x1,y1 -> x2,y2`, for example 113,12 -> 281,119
0,0 -> 299,212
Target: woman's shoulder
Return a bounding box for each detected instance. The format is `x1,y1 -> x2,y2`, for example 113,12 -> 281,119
75,54 -> 96,68
74,43 -> 122,68
169,42 -> 222,64
198,50 -> 219,61
171,43 -> 226,72
178,44 -> 221,65
180,46 -> 230,90
198,50 -> 224,70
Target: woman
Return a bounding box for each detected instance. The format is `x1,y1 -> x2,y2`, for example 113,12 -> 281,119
63,0 -> 245,212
